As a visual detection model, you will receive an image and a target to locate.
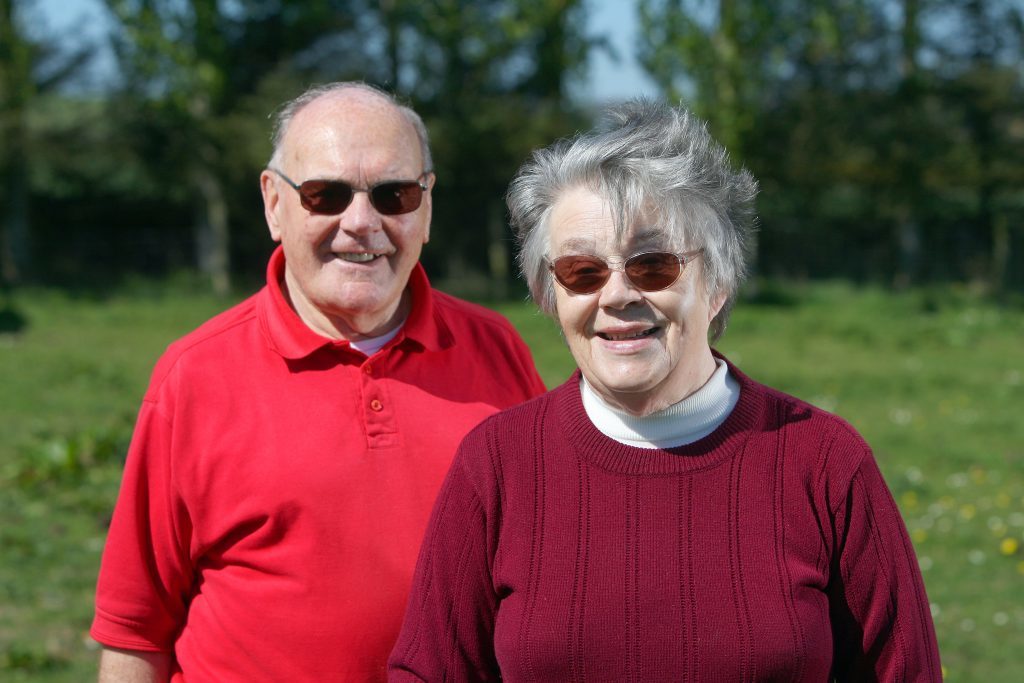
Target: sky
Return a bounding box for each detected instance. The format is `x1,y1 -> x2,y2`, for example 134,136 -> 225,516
32,0 -> 659,102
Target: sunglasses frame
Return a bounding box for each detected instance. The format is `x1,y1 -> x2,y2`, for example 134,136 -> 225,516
549,249 -> 704,294
269,167 -> 431,216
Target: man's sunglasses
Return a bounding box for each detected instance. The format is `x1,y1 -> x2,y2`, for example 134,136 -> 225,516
269,168 -> 430,216
549,250 -> 703,294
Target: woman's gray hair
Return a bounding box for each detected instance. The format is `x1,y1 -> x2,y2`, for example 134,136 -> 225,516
507,99 -> 757,341
268,81 -> 432,172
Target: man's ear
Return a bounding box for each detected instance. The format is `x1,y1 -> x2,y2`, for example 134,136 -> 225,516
421,172 -> 436,245
260,170 -> 283,242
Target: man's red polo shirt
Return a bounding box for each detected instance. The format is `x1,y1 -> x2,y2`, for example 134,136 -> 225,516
91,247 -> 546,681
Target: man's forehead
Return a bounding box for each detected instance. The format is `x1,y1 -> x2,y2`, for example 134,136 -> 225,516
282,91 -> 419,163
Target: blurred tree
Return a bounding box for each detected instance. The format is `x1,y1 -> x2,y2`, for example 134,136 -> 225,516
943,0 -> 1024,294
0,0 -> 91,287
354,0 -> 595,295
635,0 -> 1024,291
97,0 -> 596,295
101,0 -> 360,293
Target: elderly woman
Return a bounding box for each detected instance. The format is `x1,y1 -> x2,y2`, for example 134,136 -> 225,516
389,101 -> 940,681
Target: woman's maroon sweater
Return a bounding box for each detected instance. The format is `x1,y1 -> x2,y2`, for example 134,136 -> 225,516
390,360 -> 941,681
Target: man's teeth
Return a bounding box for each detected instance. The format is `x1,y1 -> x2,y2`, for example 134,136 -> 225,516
603,328 -> 655,341
338,252 -> 378,263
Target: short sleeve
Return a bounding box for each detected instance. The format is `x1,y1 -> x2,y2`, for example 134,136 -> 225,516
91,396 -> 194,651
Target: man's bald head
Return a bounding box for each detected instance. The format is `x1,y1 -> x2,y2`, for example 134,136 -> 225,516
268,82 -> 432,173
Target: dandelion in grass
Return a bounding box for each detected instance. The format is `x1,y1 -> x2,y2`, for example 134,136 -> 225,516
968,549 -> 986,565
994,612 -> 1010,627
959,504 -> 977,521
1001,538 -> 1020,556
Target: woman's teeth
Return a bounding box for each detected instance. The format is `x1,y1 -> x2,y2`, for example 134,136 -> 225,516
601,328 -> 656,341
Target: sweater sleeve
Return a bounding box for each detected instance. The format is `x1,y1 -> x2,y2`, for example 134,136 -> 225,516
389,429 -> 502,682
827,441 -> 942,681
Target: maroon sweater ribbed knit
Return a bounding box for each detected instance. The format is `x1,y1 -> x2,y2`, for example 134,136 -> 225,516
389,359 -> 941,682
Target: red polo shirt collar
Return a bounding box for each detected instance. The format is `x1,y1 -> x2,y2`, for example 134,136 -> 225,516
258,245 -> 453,360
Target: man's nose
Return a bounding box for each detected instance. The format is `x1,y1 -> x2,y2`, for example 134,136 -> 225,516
339,190 -> 383,232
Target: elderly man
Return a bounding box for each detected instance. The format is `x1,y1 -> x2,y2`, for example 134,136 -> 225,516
91,83 -> 545,681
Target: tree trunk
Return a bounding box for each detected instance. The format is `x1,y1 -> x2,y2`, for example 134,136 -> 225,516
193,164 -> 231,295
0,0 -> 31,285
487,200 -> 508,299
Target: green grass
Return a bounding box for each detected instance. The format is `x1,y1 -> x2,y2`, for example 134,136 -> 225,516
2,280 -> 1021,680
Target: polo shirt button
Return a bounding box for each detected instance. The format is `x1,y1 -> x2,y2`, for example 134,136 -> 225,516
364,365 -> 373,375
370,399 -> 383,412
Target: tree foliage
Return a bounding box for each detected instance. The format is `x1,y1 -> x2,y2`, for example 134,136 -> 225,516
0,0 -> 93,287
638,0 -> 1024,292
2,0 -> 1022,295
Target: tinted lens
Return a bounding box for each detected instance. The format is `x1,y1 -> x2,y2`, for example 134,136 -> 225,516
624,252 -> 681,290
551,256 -> 611,294
370,181 -> 424,215
297,179 -> 423,215
298,180 -> 353,214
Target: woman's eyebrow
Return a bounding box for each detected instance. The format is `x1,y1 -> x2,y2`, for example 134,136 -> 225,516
555,237 -> 597,253
628,228 -> 672,250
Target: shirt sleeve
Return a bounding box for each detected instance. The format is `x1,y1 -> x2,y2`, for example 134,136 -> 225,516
827,444 -> 942,681
389,429 -> 502,682
91,395 -> 194,652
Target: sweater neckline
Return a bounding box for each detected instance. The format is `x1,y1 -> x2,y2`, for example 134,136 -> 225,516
555,353 -> 762,475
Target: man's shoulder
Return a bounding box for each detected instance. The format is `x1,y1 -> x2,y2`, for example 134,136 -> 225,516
146,290 -> 265,390
429,289 -> 526,342
431,289 -> 515,326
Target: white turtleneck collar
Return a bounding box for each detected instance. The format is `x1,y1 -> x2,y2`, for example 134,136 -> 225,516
581,358 -> 741,449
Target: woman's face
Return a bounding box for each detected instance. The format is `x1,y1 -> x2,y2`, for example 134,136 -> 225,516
549,187 -> 724,416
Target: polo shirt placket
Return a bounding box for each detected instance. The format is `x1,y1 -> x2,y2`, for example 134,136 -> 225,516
359,353 -> 401,450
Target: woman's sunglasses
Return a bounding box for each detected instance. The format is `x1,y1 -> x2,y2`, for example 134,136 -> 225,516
549,250 -> 703,294
269,168 -> 430,216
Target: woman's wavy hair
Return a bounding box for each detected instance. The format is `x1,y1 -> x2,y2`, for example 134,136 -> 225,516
507,99 -> 757,341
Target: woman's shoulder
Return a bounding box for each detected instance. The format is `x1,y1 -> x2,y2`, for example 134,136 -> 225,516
729,363 -> 875,497
728,359 -> 869,450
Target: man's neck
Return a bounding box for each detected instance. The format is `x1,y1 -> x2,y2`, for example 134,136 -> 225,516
282,272 -> 410,342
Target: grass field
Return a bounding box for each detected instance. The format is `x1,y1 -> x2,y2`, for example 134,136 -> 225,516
1,279 -> 1021,680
